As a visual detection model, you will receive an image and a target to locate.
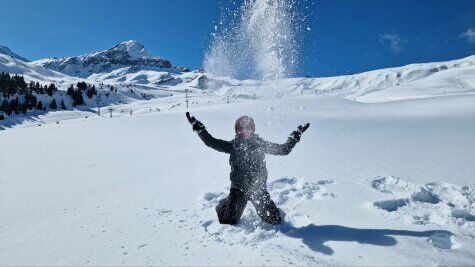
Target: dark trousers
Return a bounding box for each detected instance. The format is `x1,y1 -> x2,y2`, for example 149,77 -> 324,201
216,187 -> 281,225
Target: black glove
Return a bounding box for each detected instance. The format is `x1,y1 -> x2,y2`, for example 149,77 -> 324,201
186,112 -> 205,132
290,123 -> 310,142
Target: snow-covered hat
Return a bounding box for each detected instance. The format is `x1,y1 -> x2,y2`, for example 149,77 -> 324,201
235,116 -> 255,136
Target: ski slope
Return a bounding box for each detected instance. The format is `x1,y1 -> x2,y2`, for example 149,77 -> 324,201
1,92 -> 474,265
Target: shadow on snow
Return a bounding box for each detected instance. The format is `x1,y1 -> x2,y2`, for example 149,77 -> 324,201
278,221 -> 453,255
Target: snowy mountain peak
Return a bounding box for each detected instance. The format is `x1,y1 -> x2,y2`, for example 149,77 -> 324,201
0,45 -> 29,62
110,40 -> 152,59
32,40 -> 174,78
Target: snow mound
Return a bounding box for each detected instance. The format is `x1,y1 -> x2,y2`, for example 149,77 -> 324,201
369,177 -> 475,228
370,176 -> 419,195
200,177 -> 335,245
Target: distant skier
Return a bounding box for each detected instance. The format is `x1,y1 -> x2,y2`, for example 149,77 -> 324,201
186,112 -> 309,225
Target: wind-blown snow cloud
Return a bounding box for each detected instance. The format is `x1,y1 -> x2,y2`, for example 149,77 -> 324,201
460,28 -> 475,43
379,33 -> 403,53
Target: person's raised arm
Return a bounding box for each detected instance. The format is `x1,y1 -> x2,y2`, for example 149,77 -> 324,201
262,123 -> 310,155
186,112 -> 233,154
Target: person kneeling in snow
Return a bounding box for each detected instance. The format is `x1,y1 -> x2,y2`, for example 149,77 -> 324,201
186,112 -> 309,225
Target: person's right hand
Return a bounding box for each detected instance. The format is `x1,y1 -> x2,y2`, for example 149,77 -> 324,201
186,112 -> 205,132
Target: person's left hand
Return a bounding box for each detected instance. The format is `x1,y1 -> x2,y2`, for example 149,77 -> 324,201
290,123 -> 310,141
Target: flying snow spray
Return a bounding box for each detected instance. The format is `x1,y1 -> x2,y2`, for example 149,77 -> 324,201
204,0 -> 311,80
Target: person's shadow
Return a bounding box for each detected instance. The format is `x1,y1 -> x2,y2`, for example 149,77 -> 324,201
277,221 -> 453,255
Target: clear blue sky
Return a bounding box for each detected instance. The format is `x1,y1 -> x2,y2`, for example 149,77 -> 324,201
0,0 -> 474,77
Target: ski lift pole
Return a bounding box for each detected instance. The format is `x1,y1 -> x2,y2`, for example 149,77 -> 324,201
97,92 -> 102,116
185,89 -> 189,110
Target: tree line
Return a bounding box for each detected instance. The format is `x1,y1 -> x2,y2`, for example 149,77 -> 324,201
0,72 -> 97,120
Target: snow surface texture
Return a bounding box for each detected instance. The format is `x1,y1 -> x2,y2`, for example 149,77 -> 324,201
1,92 -> 475,265
369,176 -> 475,229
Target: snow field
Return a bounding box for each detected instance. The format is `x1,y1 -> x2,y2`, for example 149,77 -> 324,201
1,93 -> 475,265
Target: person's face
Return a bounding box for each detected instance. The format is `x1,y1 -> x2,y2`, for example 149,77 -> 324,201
241,129 -> 253,138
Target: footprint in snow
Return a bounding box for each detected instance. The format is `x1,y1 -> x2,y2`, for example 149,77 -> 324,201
369,176 -> 475,228
137,243 -> 148,249
428,232 -> 458,249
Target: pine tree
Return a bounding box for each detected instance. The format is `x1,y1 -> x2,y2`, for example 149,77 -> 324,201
11,97 -> 19,115
35,81 -> 42,94
60,99 -> 66,110
67,85 -> 74,96
72,90 -> 84,106
50,98 -> 57,109
19,102 -> 27,114
25,94 -> 37,110
77,81 -> 88,91
46,84 -> 57,96
3,99 -> 12,115
0,99 -> 7,113
86,85 -> 97,99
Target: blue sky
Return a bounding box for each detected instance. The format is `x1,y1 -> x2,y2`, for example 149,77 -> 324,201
0,0 -> 474,77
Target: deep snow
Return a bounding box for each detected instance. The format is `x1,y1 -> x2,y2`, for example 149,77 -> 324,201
1,91 -> 474,265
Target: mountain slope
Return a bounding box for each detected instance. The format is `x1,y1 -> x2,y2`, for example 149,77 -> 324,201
32,40 -> 184,80
0,53 -> 80,86
200,55 -> 475,103
0,45 -> 29,62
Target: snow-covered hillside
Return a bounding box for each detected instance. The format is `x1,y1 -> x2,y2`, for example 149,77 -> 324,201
204,55 -> 475,103
0,53 -> 80,86
0,46 -> 202,123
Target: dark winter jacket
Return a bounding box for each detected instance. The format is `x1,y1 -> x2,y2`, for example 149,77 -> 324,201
198,130 -> 298,192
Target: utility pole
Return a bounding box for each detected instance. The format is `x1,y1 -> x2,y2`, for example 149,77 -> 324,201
97,92 -> 102,116
185,89 -> 189,109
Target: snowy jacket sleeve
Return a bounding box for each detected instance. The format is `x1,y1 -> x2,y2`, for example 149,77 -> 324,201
198,130 -> 233,154
261,137 -> 298,156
